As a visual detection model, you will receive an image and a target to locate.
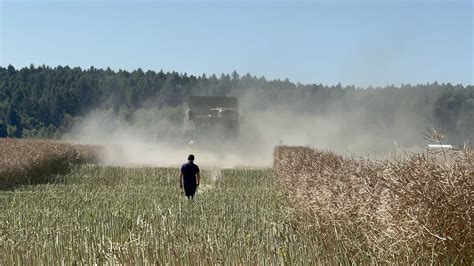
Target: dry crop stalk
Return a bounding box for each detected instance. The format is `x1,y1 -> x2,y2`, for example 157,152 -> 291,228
274,145 -> 473,264
0,138 -> 101,188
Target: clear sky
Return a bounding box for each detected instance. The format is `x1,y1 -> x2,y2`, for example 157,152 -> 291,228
1,0 -> 472,86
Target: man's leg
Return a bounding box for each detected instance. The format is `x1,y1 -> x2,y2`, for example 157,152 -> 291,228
184,185 -> 196,198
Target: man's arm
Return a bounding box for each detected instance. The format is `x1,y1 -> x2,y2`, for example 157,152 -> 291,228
196,172 -> 201,186
179,173 -> 183,189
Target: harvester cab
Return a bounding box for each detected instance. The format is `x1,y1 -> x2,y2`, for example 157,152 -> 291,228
183,96 -> 240,145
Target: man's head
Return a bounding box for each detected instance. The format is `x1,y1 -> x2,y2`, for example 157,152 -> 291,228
188,154 -> 195,162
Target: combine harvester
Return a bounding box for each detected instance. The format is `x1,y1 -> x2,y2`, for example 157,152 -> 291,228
183,96 -> 241,147
149,96 -> 266,168
101,96 -> 249,167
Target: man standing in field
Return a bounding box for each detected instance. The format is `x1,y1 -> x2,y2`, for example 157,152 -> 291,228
180,154 -> 201,198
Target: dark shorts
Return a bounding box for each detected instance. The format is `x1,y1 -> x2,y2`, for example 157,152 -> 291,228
184,184 -> 197,198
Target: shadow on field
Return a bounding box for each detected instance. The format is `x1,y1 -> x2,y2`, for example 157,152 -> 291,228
0,164 -> 80,191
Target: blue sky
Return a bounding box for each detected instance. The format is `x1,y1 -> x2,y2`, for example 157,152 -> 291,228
1,0 -> 472,86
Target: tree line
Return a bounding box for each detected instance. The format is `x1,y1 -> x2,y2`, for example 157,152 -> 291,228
0,64 -> 473,143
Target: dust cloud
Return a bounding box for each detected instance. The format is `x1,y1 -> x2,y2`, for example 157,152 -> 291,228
63,109 -> 272,168
64,90 -> 427,168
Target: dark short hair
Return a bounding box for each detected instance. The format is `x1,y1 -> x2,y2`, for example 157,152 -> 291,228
188,154 -> 195,161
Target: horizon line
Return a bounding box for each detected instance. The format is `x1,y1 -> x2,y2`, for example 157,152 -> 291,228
2,63 -> 472,88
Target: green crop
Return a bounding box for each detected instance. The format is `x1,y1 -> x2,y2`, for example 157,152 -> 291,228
0,165 -> 332,264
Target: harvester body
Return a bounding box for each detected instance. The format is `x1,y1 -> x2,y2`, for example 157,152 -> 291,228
183,96 -> 240,144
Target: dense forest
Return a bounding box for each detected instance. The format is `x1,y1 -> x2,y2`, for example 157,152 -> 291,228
0,64 -> 473,144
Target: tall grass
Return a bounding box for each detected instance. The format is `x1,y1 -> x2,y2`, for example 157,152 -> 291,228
0,139 -> 99,188
0,165 -> 340,264
274,146 -> 474,264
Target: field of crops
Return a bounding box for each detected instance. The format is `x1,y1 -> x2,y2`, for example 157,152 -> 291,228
0,165 -> 347,264
0,139 -> 99,189
275,146 -> 474,264
2,139 -> 472,264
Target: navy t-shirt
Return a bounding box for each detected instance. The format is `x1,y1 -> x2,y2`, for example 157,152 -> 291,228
181,162 -> 200,185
